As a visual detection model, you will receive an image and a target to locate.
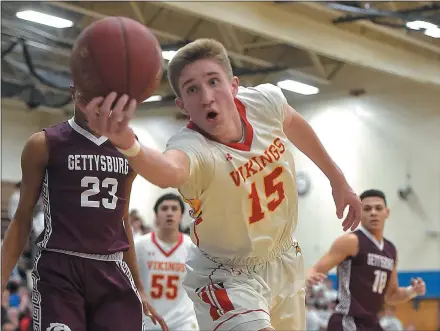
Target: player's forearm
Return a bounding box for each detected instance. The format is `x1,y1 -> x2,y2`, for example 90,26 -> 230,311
385,286 -> 416,305
125,145 -> 185,189
284,113 -> 345,185
1,218 -> 32,292
123,220 -> 145,293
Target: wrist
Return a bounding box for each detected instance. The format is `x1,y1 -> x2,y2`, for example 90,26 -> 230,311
116,139 -> 141,158
328,167 -> 346,187
406,285 -> 417,299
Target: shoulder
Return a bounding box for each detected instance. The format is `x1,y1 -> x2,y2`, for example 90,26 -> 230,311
383,237 -> 397,254
332,232 -> 359,256
134,232 -> 153,248
166,127 -> 210,152
237,84 -> 287,123
237,84 -> 286,107
182,233 -> 194,245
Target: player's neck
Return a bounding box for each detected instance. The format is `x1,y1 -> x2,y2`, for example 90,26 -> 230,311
73,115 -> 102,138
218,113 -> 245,145
156,229 -> 180,244
367,228 -> 384,242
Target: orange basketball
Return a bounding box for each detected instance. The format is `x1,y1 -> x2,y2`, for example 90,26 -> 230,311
70,16 -> 163,103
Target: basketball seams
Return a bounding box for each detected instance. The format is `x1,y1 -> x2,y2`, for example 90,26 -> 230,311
84,27 -> 106,99
117,17 -> 130,98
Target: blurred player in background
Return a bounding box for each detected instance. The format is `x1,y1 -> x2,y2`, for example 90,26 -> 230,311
307,189 -> 426,331
82,38 -> 362,331
1,85 -> 167,331
135,193 -> 199,331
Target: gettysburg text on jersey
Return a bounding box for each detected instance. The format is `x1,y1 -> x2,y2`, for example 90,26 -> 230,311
367,253 -> 394,271
67,154 -> 129,174
229,138 -> 286,187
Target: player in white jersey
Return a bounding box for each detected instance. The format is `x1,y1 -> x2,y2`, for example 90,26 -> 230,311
135,193 -> 198,331
82,38 -> 362,331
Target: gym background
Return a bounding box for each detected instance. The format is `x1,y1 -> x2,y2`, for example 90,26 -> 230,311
1,2 -> 439,331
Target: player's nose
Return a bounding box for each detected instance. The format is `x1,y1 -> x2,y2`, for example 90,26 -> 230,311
200,85 -> 214,105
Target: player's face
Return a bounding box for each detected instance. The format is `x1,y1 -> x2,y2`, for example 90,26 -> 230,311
360,197 -> 389,232
71,86 -> 100,134
155,200 -> 182,230
176,58 -> 240,138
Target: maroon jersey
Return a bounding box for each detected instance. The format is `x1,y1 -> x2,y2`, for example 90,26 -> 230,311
335,228 -> 397,321
36,119 -> 133,255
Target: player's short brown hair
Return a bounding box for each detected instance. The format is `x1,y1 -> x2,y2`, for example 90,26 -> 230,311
167,38 -> 233,97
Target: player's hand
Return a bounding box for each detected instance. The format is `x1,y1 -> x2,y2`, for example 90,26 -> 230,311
331,179 -> 361,231
140,292 -> 169,331
306,270 -> 327,289
411,277 -> 426,296
83,92 -> 137,149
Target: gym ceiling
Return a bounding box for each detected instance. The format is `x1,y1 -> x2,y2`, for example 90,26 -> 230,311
1,1 -> 440,113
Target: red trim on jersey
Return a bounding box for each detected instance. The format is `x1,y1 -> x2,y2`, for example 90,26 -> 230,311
199,285 -> 235,322
193,217 -> 203,247
186,98 -> 254,151
213,309 -> 269,331
151,232 -> 183,257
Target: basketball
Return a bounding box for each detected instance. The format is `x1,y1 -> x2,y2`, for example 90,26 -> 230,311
70,16 -> 163,103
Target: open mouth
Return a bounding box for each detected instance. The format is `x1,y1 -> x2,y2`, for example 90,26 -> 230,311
166,219 -> 174,224
206,111 -> 218,120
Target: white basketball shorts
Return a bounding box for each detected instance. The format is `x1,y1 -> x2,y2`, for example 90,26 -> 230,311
183,238 -> 306,331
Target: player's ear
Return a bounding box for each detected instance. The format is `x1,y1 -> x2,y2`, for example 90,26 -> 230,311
231,76 -> 239,97
70,85 -> 76,101
175,98 -> 187,115
385,207 -> 390,219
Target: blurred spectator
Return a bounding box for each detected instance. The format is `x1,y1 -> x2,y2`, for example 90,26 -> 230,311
323,278 -> 338,303
306,299 -> 323,331
6,307 -> 19,330
2,322 -> 16,331
380,306 -> 404,331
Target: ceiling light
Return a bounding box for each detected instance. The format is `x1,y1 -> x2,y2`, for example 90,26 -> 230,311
143,95 -> 162,103
16,10 -> 73,28
277,80 -> 319,95
162,50 -> 177,61
425,27 -> 440,38
406,20 -> 440,39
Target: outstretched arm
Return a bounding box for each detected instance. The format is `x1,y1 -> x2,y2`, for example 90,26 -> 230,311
307,233 -> 358,287
82,93 -> 190,189
283,104 -> 361,231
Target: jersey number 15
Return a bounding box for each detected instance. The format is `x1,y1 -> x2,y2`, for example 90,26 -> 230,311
248,166 -> 285,224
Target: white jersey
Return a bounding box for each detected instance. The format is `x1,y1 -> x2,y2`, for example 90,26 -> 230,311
135,232 -> 198,330
166,84 -> 298,265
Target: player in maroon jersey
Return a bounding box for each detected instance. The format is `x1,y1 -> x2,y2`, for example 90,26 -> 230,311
307,189 -> 426,331
1,88 -> 168,331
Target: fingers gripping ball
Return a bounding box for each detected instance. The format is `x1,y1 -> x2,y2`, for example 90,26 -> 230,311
70,16 -> 163,103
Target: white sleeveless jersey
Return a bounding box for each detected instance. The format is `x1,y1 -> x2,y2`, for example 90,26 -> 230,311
165,84 -> 298,264
135,232 -> 198,330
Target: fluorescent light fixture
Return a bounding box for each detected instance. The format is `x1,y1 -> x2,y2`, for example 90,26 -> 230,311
143,95 -> 162,103
277,79 -> 319,95
406,20 -> 440,39
406,20 -> 437,30
425,27 -> 440,38
16,10 -> 73,28
162,50 -> 177,61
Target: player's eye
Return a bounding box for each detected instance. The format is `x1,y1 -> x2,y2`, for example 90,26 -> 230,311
187,86 -> 198,94
209,78 -> 220,86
